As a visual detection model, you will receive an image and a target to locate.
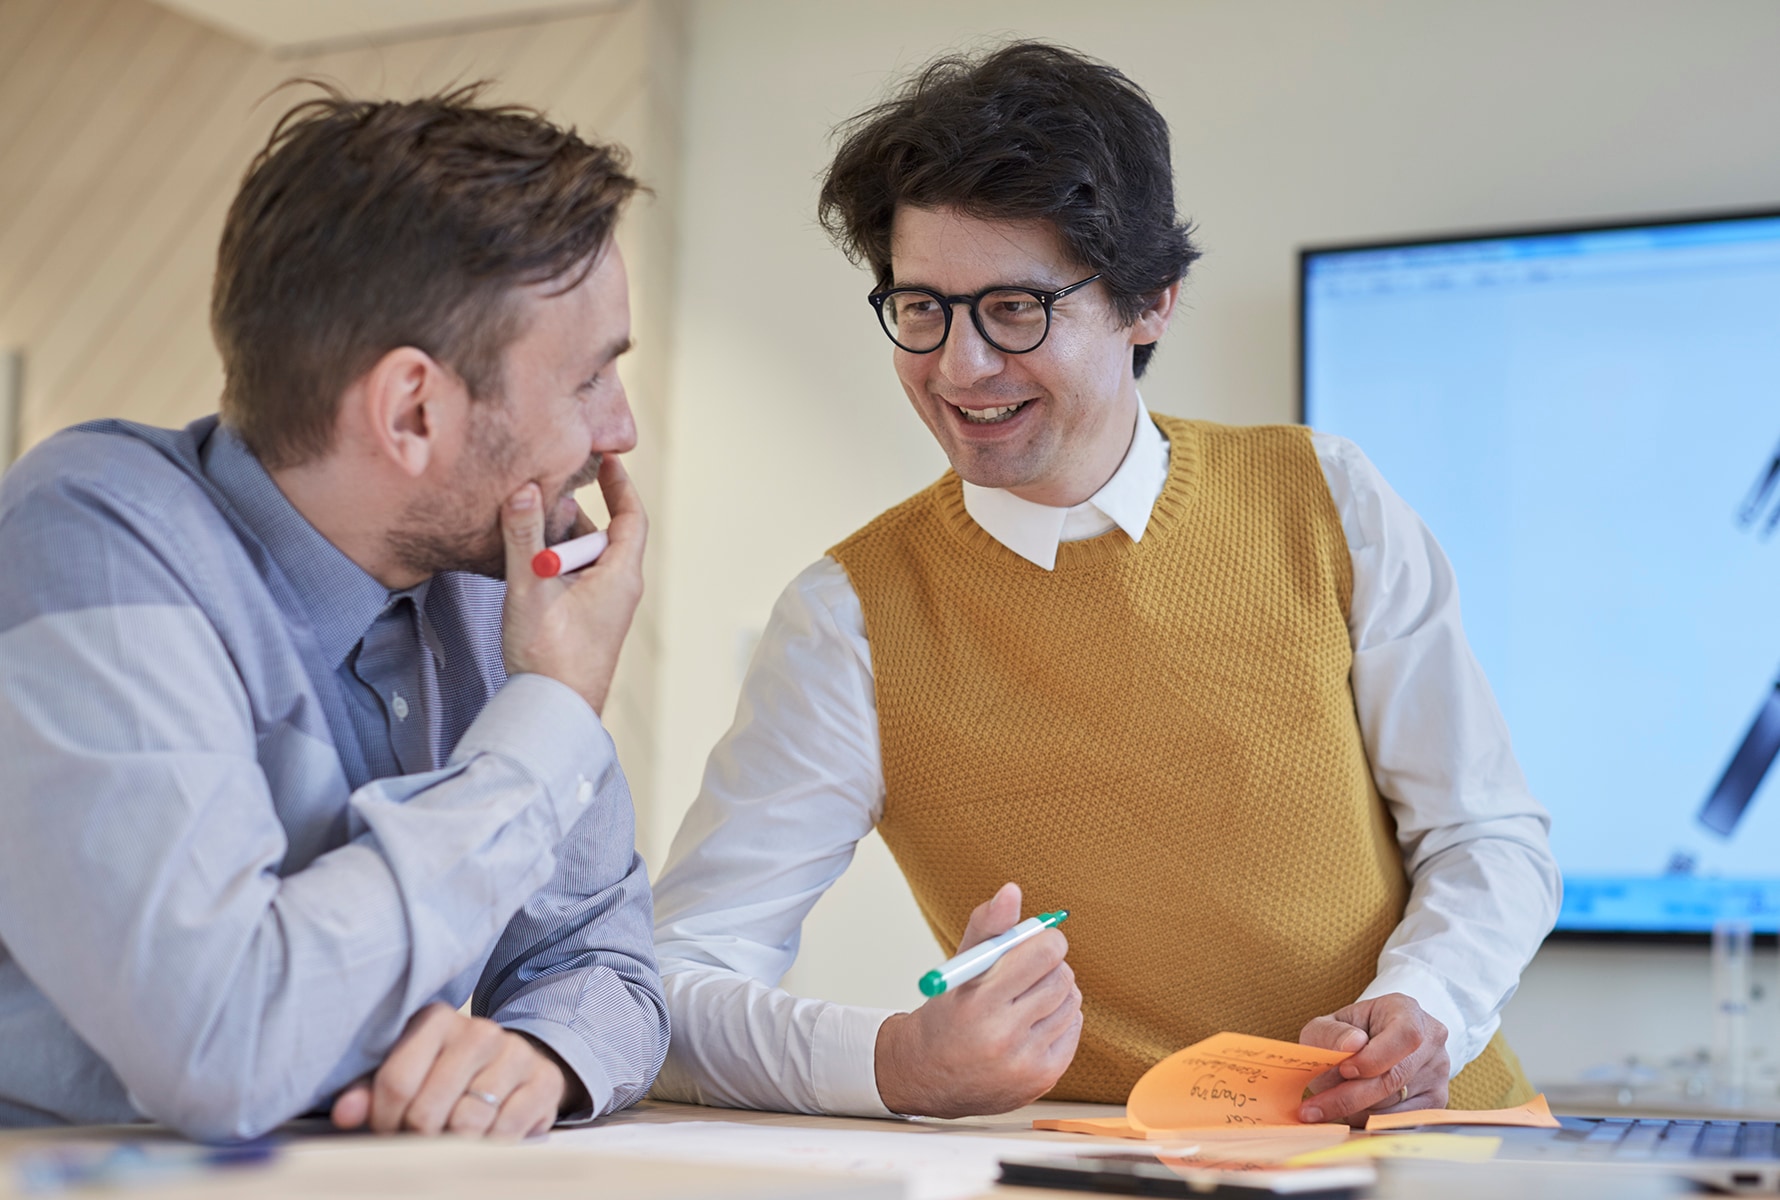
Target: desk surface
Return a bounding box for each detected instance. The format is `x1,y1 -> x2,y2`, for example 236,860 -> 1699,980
0,1099 -> 1131,1200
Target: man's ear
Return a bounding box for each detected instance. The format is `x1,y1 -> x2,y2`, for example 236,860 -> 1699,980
1129,279 -> 1182,350
354,347 -> 467,479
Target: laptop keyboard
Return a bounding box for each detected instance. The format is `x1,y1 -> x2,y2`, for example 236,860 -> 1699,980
1565,1117 -> 1780,1159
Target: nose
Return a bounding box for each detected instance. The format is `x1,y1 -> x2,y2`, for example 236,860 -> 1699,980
597,375 -> 639,455
934,304 -> 1005,389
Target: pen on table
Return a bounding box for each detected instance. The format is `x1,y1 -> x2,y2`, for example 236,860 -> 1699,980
532,529 -> 609,578
919,910 -> 1069,997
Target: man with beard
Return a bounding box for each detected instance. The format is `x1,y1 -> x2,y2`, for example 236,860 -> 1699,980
0,86 -> 665,1140
651,42 -> 1559,1124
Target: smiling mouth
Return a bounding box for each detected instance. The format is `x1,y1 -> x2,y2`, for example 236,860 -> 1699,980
952,400 -> 1032,425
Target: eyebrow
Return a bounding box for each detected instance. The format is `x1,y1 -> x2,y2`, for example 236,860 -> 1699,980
889,277 -> 1067,294
588,337 -> 633,370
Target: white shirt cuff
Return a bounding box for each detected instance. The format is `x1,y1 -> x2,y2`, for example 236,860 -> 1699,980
811,1003 -> 898,1118
1358,964 -> 1484,1078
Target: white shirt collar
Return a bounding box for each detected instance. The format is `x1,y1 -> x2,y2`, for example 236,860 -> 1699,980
960,395 -> 1169,571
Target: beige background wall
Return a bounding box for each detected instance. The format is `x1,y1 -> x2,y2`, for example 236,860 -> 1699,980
0,0 -> 683,814
654,0 -> 1780,1086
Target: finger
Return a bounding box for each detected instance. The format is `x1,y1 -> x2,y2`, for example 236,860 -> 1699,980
490,1078 -> 560,1141
1041,1008 -> 1085,1071
370,1005 -> 455,1134
446,1037 -> 539,1138
403,1019 -> 507,1135
501,483 -> 547,586
958,882 -> 1022,953
1010,959 -> 1077,1023
593,456 -> 647,559
973,928 -> 1067,1000
1335,1012 -> 1426,1081
1300,1045 -> 1432,1124
330,1080 -> 371,1130
1300,1014 -> 1370,1055
445,1089 -> 505,1139
1028,976 -> 1084,1040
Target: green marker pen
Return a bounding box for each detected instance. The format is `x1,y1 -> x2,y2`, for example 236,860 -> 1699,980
918,910 -> 1069,997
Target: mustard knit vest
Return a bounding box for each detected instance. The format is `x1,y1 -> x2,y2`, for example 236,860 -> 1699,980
829,415 -> 1532,1109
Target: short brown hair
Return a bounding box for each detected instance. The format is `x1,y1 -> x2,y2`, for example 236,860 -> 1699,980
818,42 -> 1199,378
213,82 -> 637,468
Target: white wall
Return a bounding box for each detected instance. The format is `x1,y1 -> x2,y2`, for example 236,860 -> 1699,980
654,0 -> 1780,1086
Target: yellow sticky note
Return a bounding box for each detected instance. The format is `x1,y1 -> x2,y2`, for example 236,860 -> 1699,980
1288,1133 -> 1501,1165
1365,1093 -> 1560,1131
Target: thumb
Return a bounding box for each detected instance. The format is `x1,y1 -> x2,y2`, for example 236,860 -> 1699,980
502,484 -> 546,584
330,1079 -> 372,1130
958,881 -> 1022,952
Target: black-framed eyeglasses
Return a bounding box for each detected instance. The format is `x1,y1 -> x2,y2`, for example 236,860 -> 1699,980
866,273 -> 1102,355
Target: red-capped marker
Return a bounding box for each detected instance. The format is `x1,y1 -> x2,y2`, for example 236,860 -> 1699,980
531,529 -> 609,578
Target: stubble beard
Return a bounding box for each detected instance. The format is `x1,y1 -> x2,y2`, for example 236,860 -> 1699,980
386,408 -> 600,581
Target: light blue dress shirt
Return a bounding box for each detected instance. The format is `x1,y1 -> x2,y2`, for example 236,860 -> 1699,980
0,416 -> 666,1140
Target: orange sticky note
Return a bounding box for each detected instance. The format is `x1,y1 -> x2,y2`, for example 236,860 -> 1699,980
1364,1093 -> 1560,1131
1034,1031 -> 1355,1141
1128,1032 -> 1353,1130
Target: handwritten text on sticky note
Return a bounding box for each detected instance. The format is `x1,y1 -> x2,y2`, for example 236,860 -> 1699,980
1127,1032 -> 1353,1130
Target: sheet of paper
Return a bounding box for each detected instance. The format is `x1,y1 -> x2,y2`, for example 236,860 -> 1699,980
1365,1092 -> 1560,1130
552,1120 -> 1052,1200
1126,1031 -> 1353,1130
1288,1132 -> 1502,1164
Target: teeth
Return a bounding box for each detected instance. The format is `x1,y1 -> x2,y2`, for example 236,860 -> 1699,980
956,401 -> 1028,424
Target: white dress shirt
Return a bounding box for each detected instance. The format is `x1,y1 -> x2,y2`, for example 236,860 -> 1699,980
651,401 -> 1561,1117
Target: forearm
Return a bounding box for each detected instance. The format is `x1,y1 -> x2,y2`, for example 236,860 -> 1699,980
655,966 -> 893,1116
1363,822 -> 1561,1071
476,811 -> 669,1122
0,659 -> 610,1140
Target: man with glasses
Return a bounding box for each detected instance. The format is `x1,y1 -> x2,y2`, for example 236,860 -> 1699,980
651,42 -> 1559,1123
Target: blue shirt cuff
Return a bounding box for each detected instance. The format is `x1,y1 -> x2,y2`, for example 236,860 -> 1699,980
500,1016 -> 615,1124
449,673 -> 611,840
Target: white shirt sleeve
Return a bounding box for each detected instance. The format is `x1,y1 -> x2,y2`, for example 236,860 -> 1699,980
650,560 -> 897,1116
1314,432 -> 1562,1074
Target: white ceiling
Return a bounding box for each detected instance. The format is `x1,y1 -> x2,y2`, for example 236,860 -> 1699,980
152,0 -> 614,53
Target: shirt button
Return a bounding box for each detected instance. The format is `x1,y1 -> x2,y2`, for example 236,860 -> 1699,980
392,693 -> 409,721
576,775 -> 593,806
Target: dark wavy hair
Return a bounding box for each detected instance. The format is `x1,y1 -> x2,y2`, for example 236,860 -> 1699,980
213,81 -> 638,468
818,41 -> 1199,378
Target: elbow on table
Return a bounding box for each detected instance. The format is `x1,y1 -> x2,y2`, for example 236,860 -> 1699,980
132,1065 -> 319,1144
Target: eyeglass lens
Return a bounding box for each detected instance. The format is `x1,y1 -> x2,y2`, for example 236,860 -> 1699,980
880,290 -> 1051,353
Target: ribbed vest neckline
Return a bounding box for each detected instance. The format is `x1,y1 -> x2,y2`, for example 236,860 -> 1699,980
927,415 -> 1203,574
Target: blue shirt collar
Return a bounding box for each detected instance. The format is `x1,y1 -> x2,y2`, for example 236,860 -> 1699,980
202,425 -> 410,670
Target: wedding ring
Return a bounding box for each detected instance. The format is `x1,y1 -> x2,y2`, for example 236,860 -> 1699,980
468,1089 -> 502,1107
1397,1086 -> 1409,1104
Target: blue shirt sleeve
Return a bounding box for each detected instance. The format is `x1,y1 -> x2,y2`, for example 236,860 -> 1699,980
0,452 -> 664,1139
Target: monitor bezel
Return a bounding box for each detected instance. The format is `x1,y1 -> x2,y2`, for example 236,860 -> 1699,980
1295,203 -> 1780,946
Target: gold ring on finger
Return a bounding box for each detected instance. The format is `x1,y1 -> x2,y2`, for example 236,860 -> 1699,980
468,1089 -> 502,1107
1398,1086 -> 1409,1104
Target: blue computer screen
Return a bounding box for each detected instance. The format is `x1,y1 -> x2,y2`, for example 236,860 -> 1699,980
1302,212 -> 1780,934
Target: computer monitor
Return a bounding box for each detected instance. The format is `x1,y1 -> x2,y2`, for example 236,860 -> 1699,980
1300,208 -> 1780,937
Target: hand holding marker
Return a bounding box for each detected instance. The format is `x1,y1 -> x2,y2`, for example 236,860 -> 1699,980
532,529 -> 609,578
919,910 -> 1069,997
